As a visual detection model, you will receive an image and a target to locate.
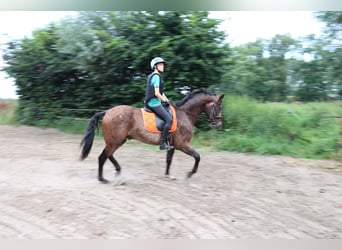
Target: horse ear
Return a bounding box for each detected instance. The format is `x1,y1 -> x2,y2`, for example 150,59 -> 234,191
219,94 -> 225,101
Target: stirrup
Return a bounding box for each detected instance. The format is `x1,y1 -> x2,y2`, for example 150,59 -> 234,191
160,143 -> 174,150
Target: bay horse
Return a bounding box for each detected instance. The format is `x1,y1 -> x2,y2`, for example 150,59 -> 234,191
80,88 -> 224,183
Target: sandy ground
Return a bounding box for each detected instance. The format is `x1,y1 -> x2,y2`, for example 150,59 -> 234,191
0,124 -> 342,239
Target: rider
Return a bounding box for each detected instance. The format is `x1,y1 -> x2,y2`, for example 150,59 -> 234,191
145,57 -> 174,150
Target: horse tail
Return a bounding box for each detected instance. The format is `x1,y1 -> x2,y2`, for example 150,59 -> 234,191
80,111 -> 106,160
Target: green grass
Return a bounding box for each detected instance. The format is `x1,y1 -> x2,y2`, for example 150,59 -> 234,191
192,96 -> 341,160
0,100 -> 18,124
53,117 -> 91,134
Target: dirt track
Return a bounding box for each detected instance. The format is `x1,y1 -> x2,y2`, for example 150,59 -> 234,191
0,125 -> 342,239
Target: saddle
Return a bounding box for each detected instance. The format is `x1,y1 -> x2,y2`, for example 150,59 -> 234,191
141,105 -> 177,133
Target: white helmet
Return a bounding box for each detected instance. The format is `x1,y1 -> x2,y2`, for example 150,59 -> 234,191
150,57 -> 165,69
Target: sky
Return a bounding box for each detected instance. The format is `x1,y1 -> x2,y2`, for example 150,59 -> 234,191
0,11 -> 324,99
210,11 -> 323,46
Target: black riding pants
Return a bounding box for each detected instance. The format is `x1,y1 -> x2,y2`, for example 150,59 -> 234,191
150,104 -> 172,130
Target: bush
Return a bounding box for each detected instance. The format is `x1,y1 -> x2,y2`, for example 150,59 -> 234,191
0,100 -> 18,124
201,96 -> 341,159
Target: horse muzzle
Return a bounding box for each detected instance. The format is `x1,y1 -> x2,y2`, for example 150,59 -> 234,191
211,117 -> 223,129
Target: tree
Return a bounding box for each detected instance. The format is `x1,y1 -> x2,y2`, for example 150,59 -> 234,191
263,35 -> 297,101
314,11 -> 342,97
291,12 -> 342,101
3,25 -> 78,124
315,11 -> 342,41
2,11 -> 229,125
223,39 -> 266,99
223,36 -> 297,102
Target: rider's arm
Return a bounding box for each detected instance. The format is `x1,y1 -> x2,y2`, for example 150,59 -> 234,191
151,75 -> 168,102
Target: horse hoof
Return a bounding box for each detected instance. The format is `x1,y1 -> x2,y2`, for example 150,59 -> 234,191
99,177 -> 109,184
165,175 -> 177,180
187,172 -> 193,178
113,175 -> 126,186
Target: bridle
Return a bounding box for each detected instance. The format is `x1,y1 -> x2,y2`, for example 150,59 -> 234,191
207,98 -> 223,128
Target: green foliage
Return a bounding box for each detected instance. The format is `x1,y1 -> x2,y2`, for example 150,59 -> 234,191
199,95 -> 341,159
2,11 -> 228,125
315,11 -> 342,39
290,12 -> 342,101
224,36 -> 297,102
223,12 -> 341,102
0,100 -> 18,124
52,117 -> 91,134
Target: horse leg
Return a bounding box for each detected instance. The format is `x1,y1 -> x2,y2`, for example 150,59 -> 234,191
165,148 -> 175,176
180,145 -> 200,178
109,155 -> 121,175
98,140 -> 126,183
98,149 -> 109,183
98,153 -> 121,182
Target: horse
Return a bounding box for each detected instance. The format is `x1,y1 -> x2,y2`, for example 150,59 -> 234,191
80,88 -> 224,183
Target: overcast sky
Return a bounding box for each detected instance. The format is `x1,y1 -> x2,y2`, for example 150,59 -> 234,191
0,11 -> 324,99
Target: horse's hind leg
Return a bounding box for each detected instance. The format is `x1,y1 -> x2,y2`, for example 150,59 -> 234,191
98,149 -> 109,183
98,144 -> 124,183
109,155 -> 121,175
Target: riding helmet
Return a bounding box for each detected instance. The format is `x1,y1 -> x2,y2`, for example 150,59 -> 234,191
150,57 -> 165,69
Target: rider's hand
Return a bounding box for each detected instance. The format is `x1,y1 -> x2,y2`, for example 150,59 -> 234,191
162,101 -> 170,107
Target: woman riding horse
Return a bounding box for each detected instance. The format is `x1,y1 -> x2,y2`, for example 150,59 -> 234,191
145,57 -> 173,150
80,88 -> 224,183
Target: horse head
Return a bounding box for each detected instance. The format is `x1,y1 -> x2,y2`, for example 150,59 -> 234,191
176,88 -> 225,129
205,94 -> 225,129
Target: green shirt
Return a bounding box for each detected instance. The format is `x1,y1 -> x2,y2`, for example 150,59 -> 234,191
147,74 -> 162,107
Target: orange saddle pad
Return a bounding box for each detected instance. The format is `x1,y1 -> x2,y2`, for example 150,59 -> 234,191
141,106 -> 177,133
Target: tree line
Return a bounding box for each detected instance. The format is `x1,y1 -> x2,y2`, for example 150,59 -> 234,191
2,11 -> 341,125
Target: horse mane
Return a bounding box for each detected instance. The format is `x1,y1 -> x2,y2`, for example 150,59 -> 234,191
175,88 -> 216,107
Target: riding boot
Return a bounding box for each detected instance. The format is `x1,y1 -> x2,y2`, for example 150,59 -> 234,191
160,127 -> 174,150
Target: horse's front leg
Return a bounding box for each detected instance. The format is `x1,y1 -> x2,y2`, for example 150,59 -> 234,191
180,144 -> 200,178
165,148 -> 175,176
